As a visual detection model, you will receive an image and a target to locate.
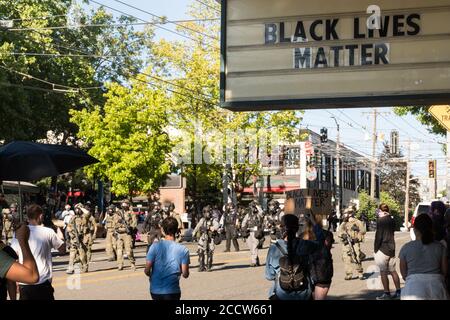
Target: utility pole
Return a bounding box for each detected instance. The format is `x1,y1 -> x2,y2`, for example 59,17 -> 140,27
404,140 -> 411,229
331,117 -> 341,220
370,108 -> 378,199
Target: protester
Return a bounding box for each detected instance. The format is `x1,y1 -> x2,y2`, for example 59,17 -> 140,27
265,214 -> 319,300
429,201 -> 446,242
144,216 -> 190,301
374,204 -> 401,300
0,224 -> 39,292
444,209 -> 450,293
10,205 -> 66,300
399,214 -> 449,300
309,214 -> 334,300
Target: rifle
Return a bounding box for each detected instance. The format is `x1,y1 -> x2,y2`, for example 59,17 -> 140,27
119,210 -> 133,236
343,229 -> 360,264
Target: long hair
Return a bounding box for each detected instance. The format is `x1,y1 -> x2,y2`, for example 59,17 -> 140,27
281,214 -> 300,263
414,214 -> 434,245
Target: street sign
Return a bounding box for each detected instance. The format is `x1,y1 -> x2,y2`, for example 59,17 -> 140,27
429,105 -> 450,131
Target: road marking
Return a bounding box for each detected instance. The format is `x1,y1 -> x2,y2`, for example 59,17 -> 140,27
52,256 -> 258,287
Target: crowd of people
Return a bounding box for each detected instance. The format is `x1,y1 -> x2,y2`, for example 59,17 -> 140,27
0,193 -> 449,301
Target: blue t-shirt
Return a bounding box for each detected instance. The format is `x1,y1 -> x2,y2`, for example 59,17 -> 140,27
146,240 -> 190,295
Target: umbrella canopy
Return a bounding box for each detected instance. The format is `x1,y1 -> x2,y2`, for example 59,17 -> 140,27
0,141 -> 99,181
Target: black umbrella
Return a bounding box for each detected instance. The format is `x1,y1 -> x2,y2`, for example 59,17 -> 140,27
0,141 -> 98,181
0,141 -> 99,220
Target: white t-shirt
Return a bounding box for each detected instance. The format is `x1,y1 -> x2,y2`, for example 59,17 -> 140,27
11,225 -> 64,285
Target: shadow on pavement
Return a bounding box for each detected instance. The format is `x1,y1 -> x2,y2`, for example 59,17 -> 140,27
327,289 -> 382,300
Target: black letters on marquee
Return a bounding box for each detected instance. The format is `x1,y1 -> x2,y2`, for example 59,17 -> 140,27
264,13 -> 422,70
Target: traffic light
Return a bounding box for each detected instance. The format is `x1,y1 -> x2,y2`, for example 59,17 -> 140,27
320,127 -> 328,143
428,160 -> 437,179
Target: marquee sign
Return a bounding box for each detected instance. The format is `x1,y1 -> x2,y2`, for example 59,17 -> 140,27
220,0 -> 450,111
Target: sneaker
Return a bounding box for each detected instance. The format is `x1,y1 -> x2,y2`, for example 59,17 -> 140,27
344,275 -> 353,280
391,291 -> 401,300
376,293 -> 392,300
223,249 -> 230,253
66,269 -> 74,275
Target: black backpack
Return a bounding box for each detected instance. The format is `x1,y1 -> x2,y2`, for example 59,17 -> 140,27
275,241 -> 308,292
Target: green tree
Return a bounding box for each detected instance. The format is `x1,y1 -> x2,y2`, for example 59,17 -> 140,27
151,0 -> 303,207
357,190 -> 378,221
0,0 -> 150,143
394,106 -> 446,136
70,75 -> 172,198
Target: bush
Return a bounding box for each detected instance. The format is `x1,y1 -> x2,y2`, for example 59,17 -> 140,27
357,190 -> 378,222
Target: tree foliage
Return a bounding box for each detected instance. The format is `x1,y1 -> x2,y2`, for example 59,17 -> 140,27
70,76 -> 172,197
0,0 -> 150,143
394,106 -> 446,136
150,0 -> 303,206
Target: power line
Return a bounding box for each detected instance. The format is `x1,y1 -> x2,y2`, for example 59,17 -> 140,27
9,26 -> 217,102
3,52 -> 131,58
0,65 -> 102,92
88,0 -> 219,50
110,0 -> 218,40
8,19 -> 220,32
0,82 -> 70,94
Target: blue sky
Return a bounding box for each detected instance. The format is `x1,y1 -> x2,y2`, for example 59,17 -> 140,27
87,1 -> 446,180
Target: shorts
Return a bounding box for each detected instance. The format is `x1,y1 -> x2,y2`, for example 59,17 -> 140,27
374,250 -> 396,272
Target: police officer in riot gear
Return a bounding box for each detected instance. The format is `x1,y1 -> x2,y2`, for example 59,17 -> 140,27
143,202 -> 163,250
266,200 -> 283,243
220,203 -> 240,252
242,201 -> 264,267
193,205 -> 220,272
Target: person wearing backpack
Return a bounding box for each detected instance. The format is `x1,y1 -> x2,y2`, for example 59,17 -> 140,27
265,214 -> 319,300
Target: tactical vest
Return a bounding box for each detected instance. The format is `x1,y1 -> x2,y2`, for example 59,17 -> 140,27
224,211 -> 236,225
105,215 -> 115,231
247,213 -> 261,229
70,216 -> 86,236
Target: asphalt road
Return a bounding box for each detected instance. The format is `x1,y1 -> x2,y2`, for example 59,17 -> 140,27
51,232 -> 412,300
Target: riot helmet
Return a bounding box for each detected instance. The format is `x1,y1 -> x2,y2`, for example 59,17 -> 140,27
107,205 -> 116,215
202,205 -> 212,220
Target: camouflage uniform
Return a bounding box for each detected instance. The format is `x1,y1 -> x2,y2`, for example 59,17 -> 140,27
66,211 -> 88,274
113,209 -> 136,271
104,206 -> 117,261
83,210 -> 98,263
338,212 -> 366,280
193,206 -> 220,272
